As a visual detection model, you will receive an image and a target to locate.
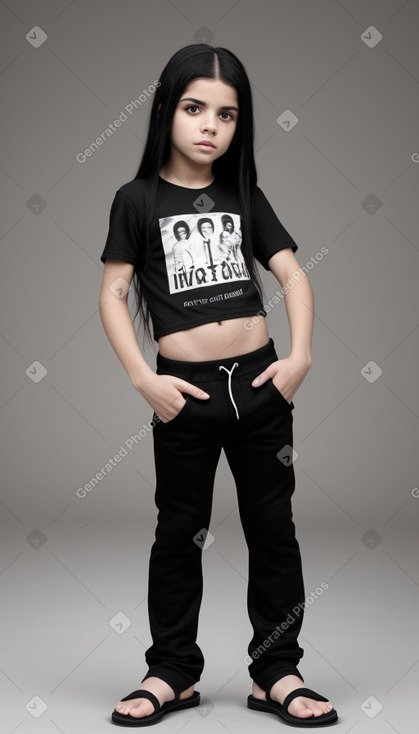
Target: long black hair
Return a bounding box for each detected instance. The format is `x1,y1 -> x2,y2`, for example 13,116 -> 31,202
131,43 -> 265,345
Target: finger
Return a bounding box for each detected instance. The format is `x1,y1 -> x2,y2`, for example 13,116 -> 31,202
158,391 -> 187,422
251,367 -> 275,387
176,379 -> 210,399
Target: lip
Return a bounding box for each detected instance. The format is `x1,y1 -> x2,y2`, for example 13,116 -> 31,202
195,140 -> 216,148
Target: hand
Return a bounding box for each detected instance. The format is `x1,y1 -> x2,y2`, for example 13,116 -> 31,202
135,373 -> 210,423
251,354 -> 311,404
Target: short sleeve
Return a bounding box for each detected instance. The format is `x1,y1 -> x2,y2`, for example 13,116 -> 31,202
252,186 -> 298,270
100,189 -> 142,266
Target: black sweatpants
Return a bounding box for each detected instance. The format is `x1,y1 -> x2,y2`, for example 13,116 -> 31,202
141,337 -> 305,697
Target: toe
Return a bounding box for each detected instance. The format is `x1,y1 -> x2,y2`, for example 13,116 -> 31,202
289,697 -> 333,719
128,702 -> 154,718
288,699 -> 315,718
311,699 -> 333,717
115,698 -> 154,718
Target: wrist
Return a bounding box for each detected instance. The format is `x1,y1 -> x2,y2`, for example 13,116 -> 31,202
128,362 -> 155,392
289,349 -> 312,368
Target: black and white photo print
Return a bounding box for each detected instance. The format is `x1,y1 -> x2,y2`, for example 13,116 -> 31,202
158,211 -> 250,293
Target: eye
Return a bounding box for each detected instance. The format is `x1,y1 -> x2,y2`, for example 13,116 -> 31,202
184,105 -> 235,121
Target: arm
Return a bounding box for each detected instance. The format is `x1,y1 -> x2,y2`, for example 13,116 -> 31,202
99,259 -> 209,420
268,247 -> 313,364
98,259 -> 155,388
251,247 -> 313,402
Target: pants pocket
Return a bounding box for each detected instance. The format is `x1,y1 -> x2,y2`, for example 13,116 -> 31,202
266,378 -> 295,409
152,392 -> 195,428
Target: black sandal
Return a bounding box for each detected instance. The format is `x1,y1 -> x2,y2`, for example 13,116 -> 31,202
247,686 -> 338,727
111,688 -> 200,726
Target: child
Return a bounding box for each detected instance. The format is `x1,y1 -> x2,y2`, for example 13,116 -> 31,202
99,44 -> 338,728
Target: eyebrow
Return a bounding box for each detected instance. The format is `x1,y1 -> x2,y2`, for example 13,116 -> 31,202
179,97 -> 239,112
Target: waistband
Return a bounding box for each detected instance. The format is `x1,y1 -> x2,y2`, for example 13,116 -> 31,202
156,337 -> 277,381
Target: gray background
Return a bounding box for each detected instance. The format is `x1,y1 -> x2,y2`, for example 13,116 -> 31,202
1,0 -> 418,731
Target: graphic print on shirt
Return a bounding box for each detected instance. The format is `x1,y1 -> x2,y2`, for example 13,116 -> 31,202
158,212 -> 250,294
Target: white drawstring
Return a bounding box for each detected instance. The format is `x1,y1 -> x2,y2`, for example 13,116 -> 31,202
219,362 -> 240,419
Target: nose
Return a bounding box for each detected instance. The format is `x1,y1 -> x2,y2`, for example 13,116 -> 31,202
201,114 -> 217,134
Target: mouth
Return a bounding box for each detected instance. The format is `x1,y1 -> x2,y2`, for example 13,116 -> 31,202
195,141 -> 216,149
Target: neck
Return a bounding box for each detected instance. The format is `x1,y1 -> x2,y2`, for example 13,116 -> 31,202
159,157 -> 214,188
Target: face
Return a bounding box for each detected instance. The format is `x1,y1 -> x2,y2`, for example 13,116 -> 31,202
200,222 -> 214,238
167,78 -> 238,166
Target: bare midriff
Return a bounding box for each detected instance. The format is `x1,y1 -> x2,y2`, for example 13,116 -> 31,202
157,315 -> 270,361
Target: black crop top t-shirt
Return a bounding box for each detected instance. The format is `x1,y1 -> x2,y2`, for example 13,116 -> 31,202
100,176 -> 298,341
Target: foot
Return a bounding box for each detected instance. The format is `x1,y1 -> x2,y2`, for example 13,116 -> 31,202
114,676 -> 195,719
252,675 -> 334,720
